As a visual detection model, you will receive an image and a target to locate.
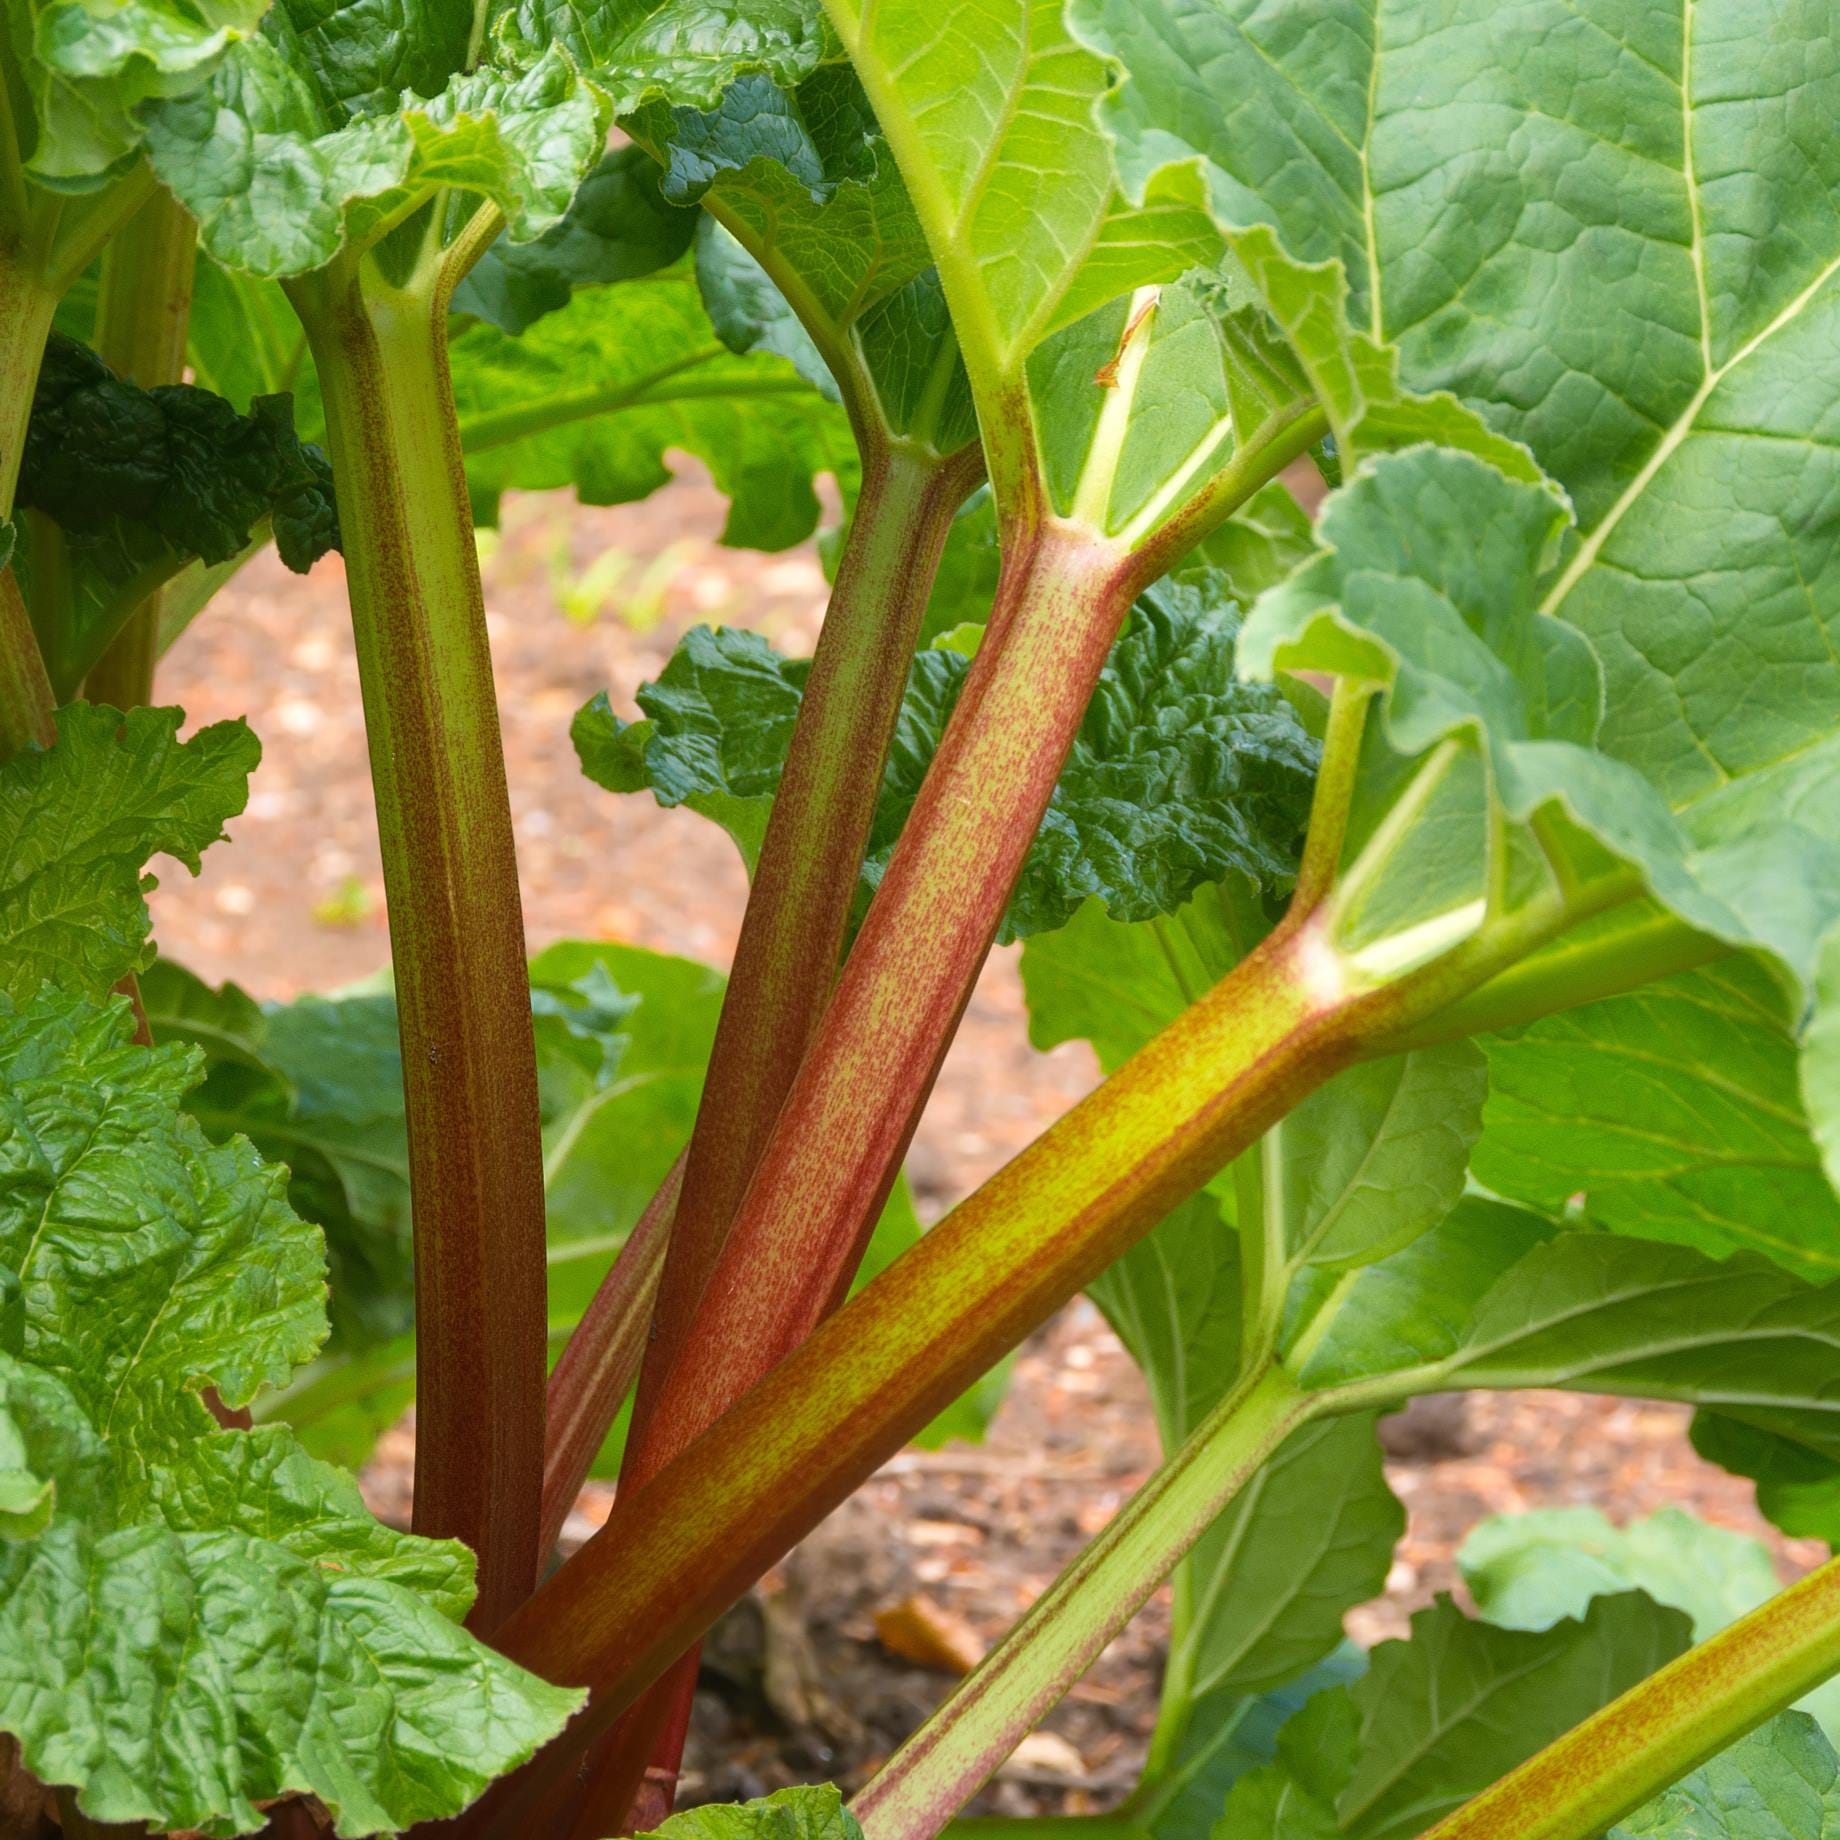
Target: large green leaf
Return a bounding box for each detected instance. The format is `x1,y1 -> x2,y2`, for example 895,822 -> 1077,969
1612,1714 -> 1840,1840
1092,0 -> 1840,989
454,142 -> 701,334
1219,1595 -> 1692,1840
1263,1043 -> 1485,1274
1340,1595 -> 1692,1840
1021,878 -> 1248,1072
1240,444 -> 1840,996
1299,1224 -> 1840,1478
1691,1415 -> 1840,1551
4,0 -> 264,180
449,257 -> 856,548
1474,962 -> 1840,1282
580,568 -> 1318,938
816,0 -> 1214,399
1460,1505 -> 1840,1742
143,23 -> 609,276
0,702 -> 257,1002
0,986 -> 579,1834
507,0 -> 835,118
642,1783 -> 861,1840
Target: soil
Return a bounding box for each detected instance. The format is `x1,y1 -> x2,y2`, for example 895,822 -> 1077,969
145,466 -> 1830,1818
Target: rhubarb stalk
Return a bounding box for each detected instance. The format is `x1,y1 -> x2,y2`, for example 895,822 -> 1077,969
285,247 -> 547,1627
84,186 -> 196,709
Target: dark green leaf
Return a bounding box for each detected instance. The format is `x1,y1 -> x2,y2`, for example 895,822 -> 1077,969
15,335 -> 338,694
582,570 -> 1318,940
1335,1595 -> 1691,1840
454,144 -> 701,334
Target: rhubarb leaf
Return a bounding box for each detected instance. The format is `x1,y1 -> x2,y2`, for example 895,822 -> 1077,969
0,985 -> 580,1833
139,0 -> 614,278
1434,1237 -> 1840,1459
450,259 -> 856,546
6,0 -> 264,181
1691,1416 -> 1840,1550
1462,1508 -> 1784,1644
516,0 -> 836,118
1266,1044 -> 1486,1273
1473,962 -> 1840,1283
817,0 -> 1216,396
581,570 -> 1318,937
1340,1595 -> 1691,1839
1459,1505 -> 1840,1742
629,59 -> 977,449
454,144 -> 700,334
642,1783 -> 861,1840
1240,444 -> 1840,996
1020,879 -> 1248,1073
0,702 -> 257,1002
14,335 -> 339,695
1611,1714 -> 1840,1840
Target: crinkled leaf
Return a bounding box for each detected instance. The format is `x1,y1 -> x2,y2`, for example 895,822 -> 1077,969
510,0 -> 835,117
142,17 -> 608,275
0,702 -> 257,1001
143,963 -> 417,1350
454,143 -> 700,334
1335,1594 -> 1692,1840
1611,1713 -> 1840,1840
573,626 -> 808,873
7,0 -> 265,180
1474,962 -> 1840,1282
0,984 -> 322,1449
449,258 -> 856,547
0,986 -> 580,1833
15,334 -> 338,694
584,570 -> 1317,940
642,1783 -> 861,1840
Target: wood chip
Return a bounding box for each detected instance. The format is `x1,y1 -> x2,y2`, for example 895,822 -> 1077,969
872,1593 -> 988,1675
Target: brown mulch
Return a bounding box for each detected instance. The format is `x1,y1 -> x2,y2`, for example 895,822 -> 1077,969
145,469 -> 1828,1815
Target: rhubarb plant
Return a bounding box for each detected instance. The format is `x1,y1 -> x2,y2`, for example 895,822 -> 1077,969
3,0 -> 1840,1836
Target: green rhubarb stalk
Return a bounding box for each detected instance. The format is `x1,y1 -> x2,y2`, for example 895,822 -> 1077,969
0,250 -> 58,753
84,185 -> 196,709
852,1369 -> 1310,1840
285,248 -> 547,1628
1419,1555 -> 1840,1840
